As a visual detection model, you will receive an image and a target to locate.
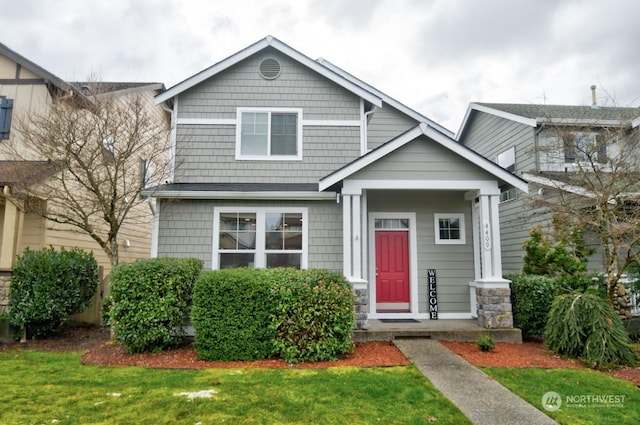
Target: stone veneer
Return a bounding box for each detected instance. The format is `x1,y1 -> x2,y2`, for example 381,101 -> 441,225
354,288 -> 369,330
0,274 -> 10,315
476,287 -> 514,328
612,282 -> 633,319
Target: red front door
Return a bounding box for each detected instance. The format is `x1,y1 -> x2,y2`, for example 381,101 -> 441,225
375,230 -> 410,312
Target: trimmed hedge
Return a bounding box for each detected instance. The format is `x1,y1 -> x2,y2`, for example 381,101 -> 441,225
269,268 -> 355,363
191,268 -> 355,363
8,247 -> 99,338
192,268 -> 276,361
107,257 -> 202,353
509,274 -> 561,339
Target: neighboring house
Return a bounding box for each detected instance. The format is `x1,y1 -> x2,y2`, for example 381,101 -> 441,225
0,43 -> 167,323
146,36 -> 527,330
456,100 -> 640,275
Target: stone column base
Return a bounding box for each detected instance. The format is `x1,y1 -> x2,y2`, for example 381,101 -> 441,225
476,286 -> 513,329
354,288 -> 369,330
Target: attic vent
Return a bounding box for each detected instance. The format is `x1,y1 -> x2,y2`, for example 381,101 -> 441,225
259,58 -> 281,80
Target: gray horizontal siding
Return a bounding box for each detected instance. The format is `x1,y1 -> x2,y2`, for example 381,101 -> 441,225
157,198 -> 342,271
459,112 -> 536,173
367,106 -> 418,150
353,136 -> 497,182
368,190 -> 473,314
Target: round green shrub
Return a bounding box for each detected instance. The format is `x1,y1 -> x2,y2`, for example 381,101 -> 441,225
8,247 -> 99,338
191,268 -> 276,361
545,293 -> 637,369
107,257 -> 202,353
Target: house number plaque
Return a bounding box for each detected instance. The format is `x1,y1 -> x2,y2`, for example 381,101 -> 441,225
428,268 -> 438,319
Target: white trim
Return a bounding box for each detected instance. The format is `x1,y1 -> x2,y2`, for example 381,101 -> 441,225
149,190 -> 334,201
522,172 -> 597,199
368,212 -> 419,317
156,36 -> 383,108
235,107 -> 303,161
342,195 -> 352,278
176,118 -> 236,125
632,116 -> 640,128
150,199 -> 159,258
316,58 -> 454,138
434,213 -> 466,245
319,123 -> 528,193
212,206 -> 308,270
456,102 -> 536,139
168,96 -> 178,182
343,179 -> 501,195
302,119 -> 361,127
368,312 -> 473,320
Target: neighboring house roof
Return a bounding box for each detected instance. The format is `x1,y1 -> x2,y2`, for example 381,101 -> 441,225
0,43 -> 72,94
156,35 -> 383,107
69,82 -> 165,97
319,123 -> 528,192
0,161 -> 61,193
143,182 -> 336,200
457,102 -> 640,138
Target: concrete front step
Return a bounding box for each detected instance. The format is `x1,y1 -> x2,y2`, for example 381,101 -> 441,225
353,319 -> 522,343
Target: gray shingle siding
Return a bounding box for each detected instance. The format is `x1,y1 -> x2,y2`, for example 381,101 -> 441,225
367,106 -> 418,150
158,199 -> 342,271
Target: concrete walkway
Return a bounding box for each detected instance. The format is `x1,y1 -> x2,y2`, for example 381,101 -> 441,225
394,339 -> 557,425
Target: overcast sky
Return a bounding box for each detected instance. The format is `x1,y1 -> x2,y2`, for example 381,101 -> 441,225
2,0 -> 640,132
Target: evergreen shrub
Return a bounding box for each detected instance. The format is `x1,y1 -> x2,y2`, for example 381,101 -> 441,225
545,293 -> 637,369
191,268 -> 276,361
509,274 -> 561,339
8,247 -> 99,338
107,257 -> 202,353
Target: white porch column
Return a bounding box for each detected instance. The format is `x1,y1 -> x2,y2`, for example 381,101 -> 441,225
342,194 -> 352,278
475,193 -> 513,329
342,192 -> 364,282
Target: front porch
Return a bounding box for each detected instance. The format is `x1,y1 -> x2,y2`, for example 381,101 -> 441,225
353,319 -> 522,343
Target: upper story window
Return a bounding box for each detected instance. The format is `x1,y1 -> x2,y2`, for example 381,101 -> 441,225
496,146 -> 516,172
0,98 -> 14,139
236,108 -> 302,160
563,132 -> 606,164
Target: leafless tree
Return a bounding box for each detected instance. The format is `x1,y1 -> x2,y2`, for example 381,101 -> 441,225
530,113 -> 640,303
10,84 -> 171,266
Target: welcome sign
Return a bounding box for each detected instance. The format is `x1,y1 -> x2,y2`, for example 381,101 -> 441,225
428,268 -> 438,319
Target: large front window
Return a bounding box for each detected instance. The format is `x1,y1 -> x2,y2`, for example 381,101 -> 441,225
236,108 -> 302,160
215,208 -> 307,269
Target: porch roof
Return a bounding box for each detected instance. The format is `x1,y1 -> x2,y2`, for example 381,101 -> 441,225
319,123 -> 529,193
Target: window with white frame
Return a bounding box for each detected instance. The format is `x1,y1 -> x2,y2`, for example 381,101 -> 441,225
496,146 -> 516,172
563,132 -> 607,164
236,108 -> 302,160
215,208 -> 307,269
434,213 -> 466,244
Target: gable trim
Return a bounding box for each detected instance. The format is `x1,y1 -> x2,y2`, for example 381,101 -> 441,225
456,102 -> 537,139
320,123 -> 529,193
156,36 -> 383,108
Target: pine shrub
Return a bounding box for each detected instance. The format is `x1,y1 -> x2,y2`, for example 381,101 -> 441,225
545,293 -> 637,369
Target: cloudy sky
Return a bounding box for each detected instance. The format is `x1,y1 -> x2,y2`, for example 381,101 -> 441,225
2,0 -> 639,132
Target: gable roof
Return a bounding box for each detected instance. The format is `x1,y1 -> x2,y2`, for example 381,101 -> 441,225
319,123 -> 528,192
156,35 -> 383,107
457,102 -> 640,139
69,82 -> 165,97
0,42 -> 72,94
315,58 -> 454,137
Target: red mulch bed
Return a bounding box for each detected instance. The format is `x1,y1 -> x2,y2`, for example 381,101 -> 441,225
3,325 -> 639,386
440,340 -> 640,387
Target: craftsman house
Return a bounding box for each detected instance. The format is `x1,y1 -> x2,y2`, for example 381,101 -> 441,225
0,43 -> 167,323
457,100 -> 640,276
147,36 -> 527,329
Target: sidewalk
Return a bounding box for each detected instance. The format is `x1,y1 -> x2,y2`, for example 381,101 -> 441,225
394,339 -> 557,425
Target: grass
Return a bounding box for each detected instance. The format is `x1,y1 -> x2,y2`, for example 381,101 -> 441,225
0,349 -> 471,425
483,367 -> 639,425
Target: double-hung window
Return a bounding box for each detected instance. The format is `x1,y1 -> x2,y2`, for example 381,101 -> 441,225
214,207 -> 307,269
236,108 -> 302,160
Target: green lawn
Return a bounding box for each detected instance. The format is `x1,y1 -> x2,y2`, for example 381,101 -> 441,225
0,349 -> 471,425
483,367 -> 639,425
